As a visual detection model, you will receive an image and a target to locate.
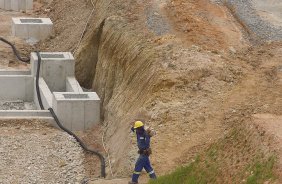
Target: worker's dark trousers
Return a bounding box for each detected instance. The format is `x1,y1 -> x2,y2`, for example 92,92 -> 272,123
131,154 -> 157,182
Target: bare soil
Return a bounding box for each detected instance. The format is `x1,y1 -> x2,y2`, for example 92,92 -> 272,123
0,0 -> 281,183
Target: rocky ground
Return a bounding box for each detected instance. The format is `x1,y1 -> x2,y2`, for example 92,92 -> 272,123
225,0 -> 282,41
0,120 -> 86,183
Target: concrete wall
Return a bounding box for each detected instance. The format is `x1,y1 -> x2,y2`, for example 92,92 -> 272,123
0,0 -> 33,11
31,52 -> 75,92
12,18 -> 52,41
52,92 -> 100,131
0,75 -> 33,101
34,77 -> 53,110
66,77 -> 84,93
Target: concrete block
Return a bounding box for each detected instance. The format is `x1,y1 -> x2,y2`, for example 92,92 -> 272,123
31,52 -> 75,92
12,18 -> 53,41
52,92 -> 100,131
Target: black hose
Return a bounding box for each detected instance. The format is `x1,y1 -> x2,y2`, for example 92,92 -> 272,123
49,108 -> 106,178
0,37 -> 30,63
35,52 -> 106,178
35,51 -> 44,110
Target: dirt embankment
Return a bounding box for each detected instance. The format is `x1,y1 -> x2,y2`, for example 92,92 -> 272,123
39,0 -> 282,181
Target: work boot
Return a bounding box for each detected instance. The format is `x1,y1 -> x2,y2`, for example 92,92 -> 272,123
128,181 -> 138,184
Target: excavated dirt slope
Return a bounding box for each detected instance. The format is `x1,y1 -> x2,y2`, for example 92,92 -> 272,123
36,0 -> 282,182
2,0 -> 280,182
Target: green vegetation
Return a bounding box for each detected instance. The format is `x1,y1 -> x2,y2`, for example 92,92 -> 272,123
246,156 -> 277,184
149,155 -> 277,184
149,155 -> 219,184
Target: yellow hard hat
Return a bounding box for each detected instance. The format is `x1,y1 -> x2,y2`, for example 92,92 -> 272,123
134,121 -> 144,129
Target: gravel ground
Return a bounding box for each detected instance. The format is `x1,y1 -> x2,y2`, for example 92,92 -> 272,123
0,120 -> 86,183
225,0 -> 282,41
146,0 -> 171,36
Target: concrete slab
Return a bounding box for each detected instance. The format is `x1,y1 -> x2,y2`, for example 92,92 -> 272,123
12,17 -> 53,41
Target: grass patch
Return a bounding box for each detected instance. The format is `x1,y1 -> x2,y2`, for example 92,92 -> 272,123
246,156 -> 277,184
149,155 -> 219,184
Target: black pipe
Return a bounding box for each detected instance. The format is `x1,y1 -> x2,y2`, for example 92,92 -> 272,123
35,51 -> 44,110
35,52 -> 106,178
49,108 -> 106,178
0,37 -> 30,63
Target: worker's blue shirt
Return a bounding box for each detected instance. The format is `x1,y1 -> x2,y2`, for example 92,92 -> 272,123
137,131 -> 150,150
132,128 -> 150,150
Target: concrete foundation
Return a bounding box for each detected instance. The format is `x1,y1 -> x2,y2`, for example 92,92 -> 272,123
53,92 -> 100,130
12,17 -> 53,41
0,52 -> 100,131
0,0 -> 33,11
31,52 -> 101,131
31,52 -> 75,92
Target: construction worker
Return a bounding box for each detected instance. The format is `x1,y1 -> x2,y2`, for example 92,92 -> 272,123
129,121 -> 157,184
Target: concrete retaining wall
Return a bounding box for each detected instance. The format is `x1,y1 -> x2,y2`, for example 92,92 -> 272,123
0,75 -> 33,101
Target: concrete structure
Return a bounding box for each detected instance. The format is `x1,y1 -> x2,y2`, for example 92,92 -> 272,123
0,0 -> 33,11
0,53 -> 101,131
31,52 -> 101,131
53,92 -> 100,130
31,52 -> 75,92
12,17 -> 53,41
